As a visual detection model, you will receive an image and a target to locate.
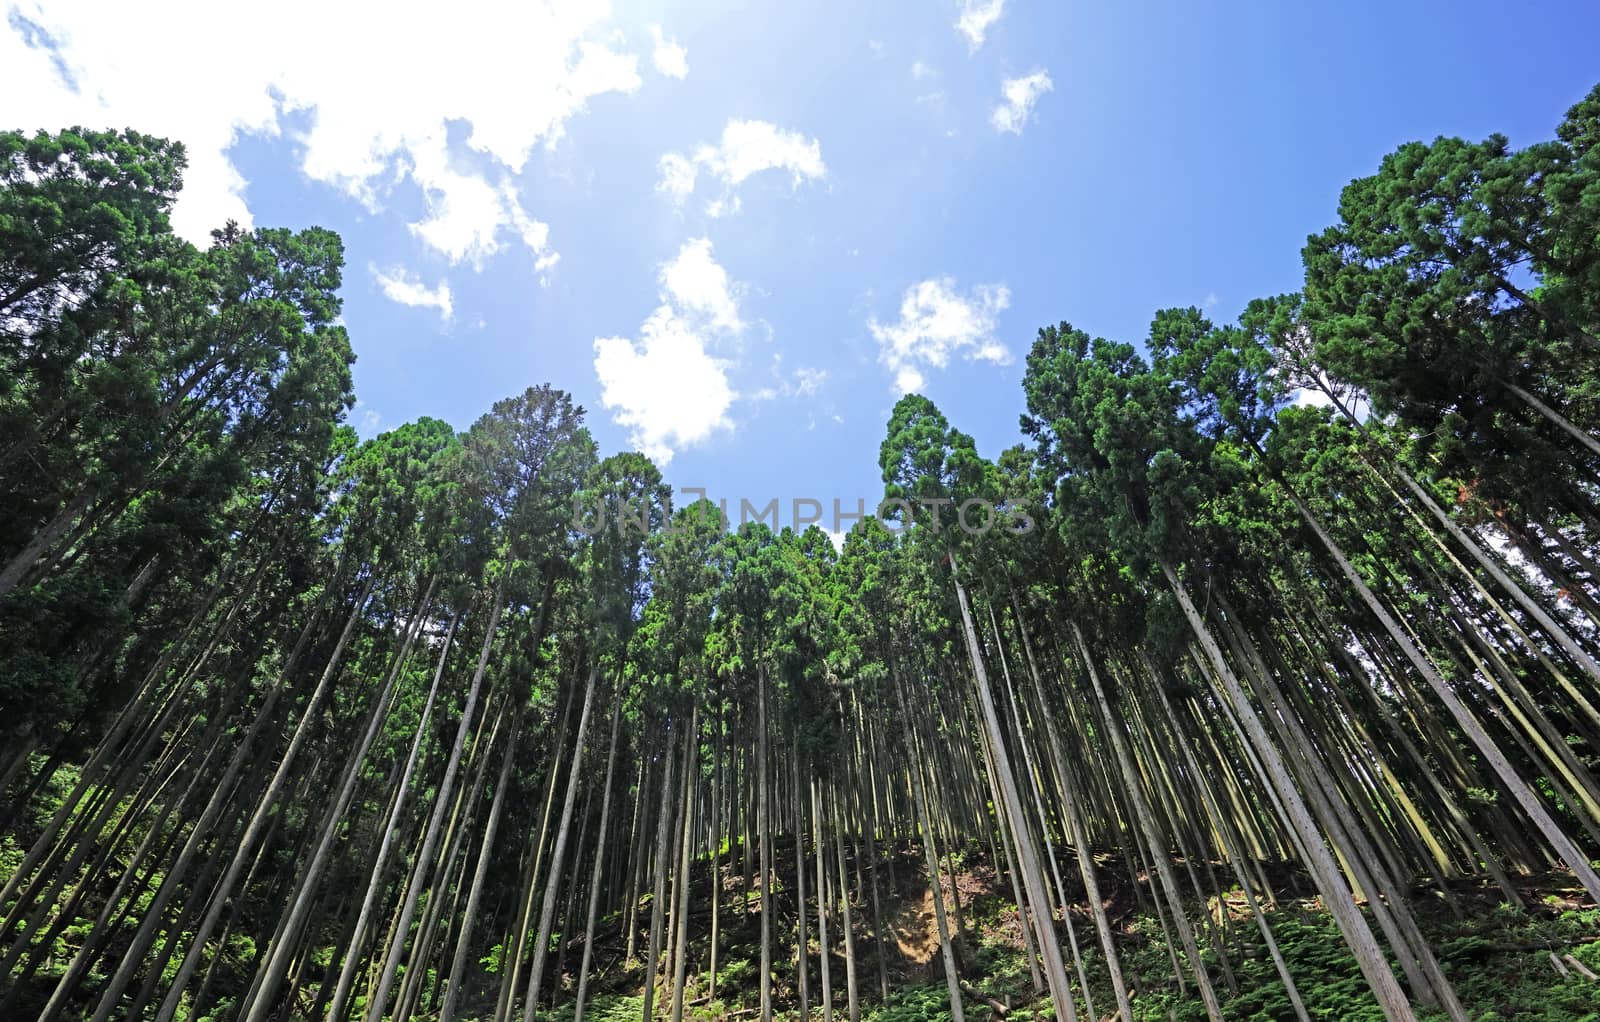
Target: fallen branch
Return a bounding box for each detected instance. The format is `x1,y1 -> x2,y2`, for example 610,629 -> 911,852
1447,934 -> 1600,958
1565,953 -> 1599,981
959,980 -> 1009,1016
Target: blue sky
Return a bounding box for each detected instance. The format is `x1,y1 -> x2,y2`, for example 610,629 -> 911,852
5,0 -> 1598,530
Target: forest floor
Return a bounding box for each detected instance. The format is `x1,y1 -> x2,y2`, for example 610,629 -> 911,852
542,841 -> 1600,1022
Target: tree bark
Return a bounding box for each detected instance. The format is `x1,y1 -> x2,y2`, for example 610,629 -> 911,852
574,687 -> 626,1022
98,576 -> 374,1022
641,719 -> 680,1022
1159,560 -> 1418,1022
525,663 -> 602,1019
950,562 -> 1078,1022
363,586 -> 505,1022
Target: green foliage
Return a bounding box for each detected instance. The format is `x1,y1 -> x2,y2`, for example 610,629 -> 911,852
866,984 -> 984,1022
1118,902 -> 1600,1022
540,993 -> 646,1022
715,955 -> 754,991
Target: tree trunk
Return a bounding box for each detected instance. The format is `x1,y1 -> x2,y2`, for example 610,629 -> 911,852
949,562 -> 1078,1022
794,746 -> 811,1022
891,665 -> 965,1022
1159,560 -> 1418,1022
1285,488 -> 1600,902
832,782 -> 860,1022
321,609 -> 461,1022
1152,667 -> 1312,1022
440,692 -> 525,1022
98,577 -> 374,1022
757,665 -> 773,1022
246,577 -> 436,1017
815,775 -> 835,1022
0,488 -> 94,599
669,707 -> 699,1022
641,719 -> 680,1022
526,662 -> 602,1019
502,686 -> 577,1021
574,688 -> 627,1022
1014,591 -> 1136,1022
363,586 -> 505,1022
1079,637 -> 1222,1022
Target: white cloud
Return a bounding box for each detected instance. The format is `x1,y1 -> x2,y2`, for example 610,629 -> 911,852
911,60 -> 934,80
750,361 -> 828,402
704,195 -> 742,219
659,238 -> 741,333
533,250 -> 561,285
2,1 -> 642,272
649,25 -> 688,78
656,152 -> 699,202
708,120 -> 827,186
402,147 -> 560,270
991,70 -> 1053,134
869,277 -> 1012,394
956,0 -> 1006,50
657,119 -> 825,215
354,401 -> 383,435
793,367 -> 828,396
595,306 -> 734,464
371,264 -> 453,320
593,239 -> 747,463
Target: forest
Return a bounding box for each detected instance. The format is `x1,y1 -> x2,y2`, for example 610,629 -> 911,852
3,82 -> 1600,1022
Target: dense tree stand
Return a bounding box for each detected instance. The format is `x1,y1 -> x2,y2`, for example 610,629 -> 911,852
7,83 -> 1600,1021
